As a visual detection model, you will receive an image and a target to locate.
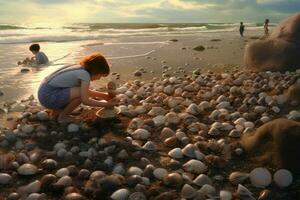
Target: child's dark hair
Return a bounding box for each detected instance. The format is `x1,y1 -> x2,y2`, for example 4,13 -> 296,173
265,19 -> 269,24
80,52 -> 110,76
29,44 -> 40,52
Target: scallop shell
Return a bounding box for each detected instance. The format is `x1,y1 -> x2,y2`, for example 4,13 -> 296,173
229,171 -> 249,185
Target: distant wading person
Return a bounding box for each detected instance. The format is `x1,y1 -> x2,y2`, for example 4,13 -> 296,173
38,52 -> 118,123
239,22 -> 245,37
264,19 -> 270,36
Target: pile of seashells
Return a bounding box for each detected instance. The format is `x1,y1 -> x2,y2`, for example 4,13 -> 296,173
0,69 -> 299,199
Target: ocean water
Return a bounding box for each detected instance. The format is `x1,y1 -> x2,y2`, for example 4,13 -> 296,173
0,22 -> 270,101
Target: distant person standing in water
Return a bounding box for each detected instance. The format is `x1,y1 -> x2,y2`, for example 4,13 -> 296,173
239,22 -> 245,37
264,19 -> 270,36
18,43 -> 49,66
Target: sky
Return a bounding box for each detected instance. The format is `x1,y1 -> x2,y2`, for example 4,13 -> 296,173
0,0 -> 299,25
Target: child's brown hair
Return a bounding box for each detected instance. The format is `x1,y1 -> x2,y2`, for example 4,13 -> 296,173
80,52 -> 110,76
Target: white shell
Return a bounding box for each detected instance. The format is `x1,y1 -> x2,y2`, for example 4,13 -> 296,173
237,184 -> 252,197
0,173 -> 12,184
181,184 -> 196,199
168,148 -> 183,159
220,190 -> 232,200
183,159 -> 207,174
127,166 -> 143,176
229,171 -> 249,185
142,141 -> 156,151
148,107 -> 167,116
249,167 -> 272,188
25,180 -> 41,194
18,164 -> 38,175
131,129 -> 150,140
193,174 -> 212,186
56,176 -> 72,187
153,168 -> 168,180
273,169 -> 293,188
36,111 -> 49,121
67,123 -> 79,133
111,188 -> 130,200
56,168 -> 69,177
182,144 -> 197,158
164,112 -> 180,124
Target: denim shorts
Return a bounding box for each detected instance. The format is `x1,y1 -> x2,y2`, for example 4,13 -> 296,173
38,83 -> 70,109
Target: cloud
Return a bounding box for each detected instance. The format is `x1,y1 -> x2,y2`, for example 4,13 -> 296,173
0,0 -> 298,24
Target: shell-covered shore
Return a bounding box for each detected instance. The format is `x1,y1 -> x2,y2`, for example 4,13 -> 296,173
0,68 -> 300,200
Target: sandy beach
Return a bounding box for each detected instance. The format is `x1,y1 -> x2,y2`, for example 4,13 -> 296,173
0,29 -> 261,102
1,24 -> 300,200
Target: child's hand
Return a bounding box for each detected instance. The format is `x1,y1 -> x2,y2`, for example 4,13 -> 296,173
105,99 -> 119,108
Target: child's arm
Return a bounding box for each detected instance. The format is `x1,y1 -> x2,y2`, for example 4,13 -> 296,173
81,81 -> 118,107
88,89 -> 111,100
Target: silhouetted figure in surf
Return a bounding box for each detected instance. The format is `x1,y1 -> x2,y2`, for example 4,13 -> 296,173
239,22 -> 245,37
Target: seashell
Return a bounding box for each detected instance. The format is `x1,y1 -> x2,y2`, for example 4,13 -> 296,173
273,169 -> 293,188
209,109 -> 221,120
220,122 -> 234,131
164,136 -> 178,147
229,171 -> 249,185
27,193 -> 46,200
0,173 -> 12,184
41,159 -> 57,170
168,148 -> 183,159
181,184 -> 196,199
220,190 -> 232,200
65,193 -> 85,200
142,141 -> 156,151
199,184 -> 217,197
182,144 -> 197,158
163,172 -> 183,187
208,127 -> 220,136
56,176 -> 72,187
249,167 -> 272,188
18,164 -> 38,175
178,113 -> 198,125
237,184 -> 253,197
163,85 -> 174,95
271,106 -> 280,113
193,174 -> 212,186
167,97 -> 183,108
23,180 -> 41,194
152,115 -> 165,126
228,129 -> 240,138
199,101 -> 210,111
96,108 -> 118,119
260,116 -> 271,123
186,104 -> 201,115
21,124 -> 34,134
254,106 -> 267,114
164,112 -> 180,125
111,188 -> 130,200
40,174 -> 57,190
160,127 -> 175,140
234,117 -> 246,126
216,101 -> 231,109
183,159 -> 207,174
148,107 -> 167,116
36,111 -> 49,121
127,167 -> 143,176
244,121 -> 255,129
67,123 -> 79,133
131,129 -> 150,140
56,168 -> 69,177
153,168 -> 168,180
128,192 -> 147,200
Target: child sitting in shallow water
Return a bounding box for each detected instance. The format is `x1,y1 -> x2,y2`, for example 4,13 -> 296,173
38,52 -> 118,123
18,43 -> 49,66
